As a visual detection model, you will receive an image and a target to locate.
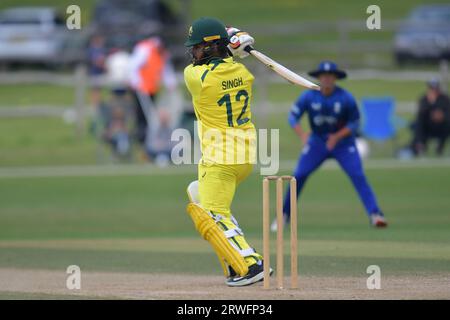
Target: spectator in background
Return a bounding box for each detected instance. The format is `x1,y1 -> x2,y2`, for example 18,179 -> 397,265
100,88 -> 133,159
411,79 -> 450,156
146,108 -> 174,167
128,35 -> 177,158
87,35 -> 107,107
104,48 -> 131,90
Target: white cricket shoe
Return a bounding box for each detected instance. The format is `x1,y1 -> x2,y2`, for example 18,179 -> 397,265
370,213 -> 388,228
270,215 -> 289,233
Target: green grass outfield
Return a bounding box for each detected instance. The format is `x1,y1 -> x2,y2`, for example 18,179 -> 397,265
1,164 -> 449,284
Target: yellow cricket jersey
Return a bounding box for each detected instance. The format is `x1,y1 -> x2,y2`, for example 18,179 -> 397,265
184,57 -> 257,165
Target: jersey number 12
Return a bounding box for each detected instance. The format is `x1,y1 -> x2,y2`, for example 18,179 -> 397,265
217,89 -> 249,127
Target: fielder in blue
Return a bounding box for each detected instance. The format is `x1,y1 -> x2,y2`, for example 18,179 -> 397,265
273,61 -> 387,230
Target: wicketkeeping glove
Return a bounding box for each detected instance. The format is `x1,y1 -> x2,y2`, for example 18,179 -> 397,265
226,27 -> 254,59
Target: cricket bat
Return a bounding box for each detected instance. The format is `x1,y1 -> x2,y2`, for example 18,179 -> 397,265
244,46 -> 320,90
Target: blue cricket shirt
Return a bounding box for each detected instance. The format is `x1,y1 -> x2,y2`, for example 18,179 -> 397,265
288,86 -> 360,143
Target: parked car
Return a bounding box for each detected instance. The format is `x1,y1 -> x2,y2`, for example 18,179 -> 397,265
0,7 -> 86,67
394,4 -> 450,64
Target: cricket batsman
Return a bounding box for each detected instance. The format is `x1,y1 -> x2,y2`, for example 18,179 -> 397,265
272,61 -> 388,231
184,17 -> 270,286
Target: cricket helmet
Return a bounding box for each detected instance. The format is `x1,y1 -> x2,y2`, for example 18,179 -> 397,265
184,17 -> 229,47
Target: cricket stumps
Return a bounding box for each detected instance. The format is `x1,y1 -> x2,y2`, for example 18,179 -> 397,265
262,175 -> 298,289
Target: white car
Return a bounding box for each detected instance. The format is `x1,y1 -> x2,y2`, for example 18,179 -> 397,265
394,4 -> 450,64
0,7 -> 84,66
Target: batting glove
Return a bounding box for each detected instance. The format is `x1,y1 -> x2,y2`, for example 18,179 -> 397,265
226,27 -> 254,59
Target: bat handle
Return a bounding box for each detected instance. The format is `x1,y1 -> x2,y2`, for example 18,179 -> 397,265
244,45 -> 254,53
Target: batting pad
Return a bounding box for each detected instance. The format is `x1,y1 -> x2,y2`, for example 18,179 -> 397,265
186,203 -> 249,277
214,251 -> 231,277
187,182 -> 229,277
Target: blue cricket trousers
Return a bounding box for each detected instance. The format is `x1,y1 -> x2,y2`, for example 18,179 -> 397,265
283,135 -> 380,219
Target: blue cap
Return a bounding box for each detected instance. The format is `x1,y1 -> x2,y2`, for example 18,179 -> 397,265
308,61 -> 347,79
